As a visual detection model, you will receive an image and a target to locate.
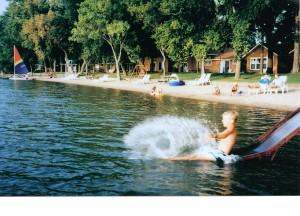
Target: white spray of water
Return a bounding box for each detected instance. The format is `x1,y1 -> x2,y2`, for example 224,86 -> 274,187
124,116 -> 216,158
124,116 -> 241,164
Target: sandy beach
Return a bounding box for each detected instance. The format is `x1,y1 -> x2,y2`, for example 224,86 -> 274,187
35,76 -> 300,112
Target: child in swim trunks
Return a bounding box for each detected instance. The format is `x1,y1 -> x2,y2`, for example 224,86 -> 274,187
213,85 -> 221,96
231,83 -> 239,95
167,111 -> 238,161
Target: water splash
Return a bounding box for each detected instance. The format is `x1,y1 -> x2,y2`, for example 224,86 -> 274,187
124,116 -> 241,164
124,116 -> 217,159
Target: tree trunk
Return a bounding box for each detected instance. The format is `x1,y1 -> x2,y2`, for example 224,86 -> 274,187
53,60 -> 56,72
81,59 -> 86,74
260,43 -> 264,74
43,59 -> 47,73
160,48 -> 166,76
121,64 -> 127,76
267,47 -> 273,74
62,49 -> 70,73
235,60 -> 241,79
292,9 -> 299,73
201,60 -> 205,74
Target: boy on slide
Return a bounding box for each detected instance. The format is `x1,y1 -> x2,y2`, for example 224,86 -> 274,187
167,111 -> 238,161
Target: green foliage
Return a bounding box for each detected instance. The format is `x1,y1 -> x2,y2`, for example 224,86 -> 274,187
0,0 -> 297,76
71,0 -> 139,80
230,19 -> 250,60
192,30 -> 223,62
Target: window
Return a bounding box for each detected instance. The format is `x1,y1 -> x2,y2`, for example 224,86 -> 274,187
250,58 -> 267,70
205,60 -> 212,66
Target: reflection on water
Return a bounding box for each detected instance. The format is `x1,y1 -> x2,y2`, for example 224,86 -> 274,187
0,79 -> 299,196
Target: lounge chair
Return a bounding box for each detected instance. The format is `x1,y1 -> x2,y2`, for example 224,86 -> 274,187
188,73 -> 206,86
248,85 -> 260,95
248,76 -> 270,94
63,73 -> 78,80
278,76 -> 288,94
170,73 -> 179,81
259,76 -> 271,94
259,83 -> 268,94
134,74 -> 151,84
267,76 -> 288,94
201,73 -> 211,85
94,74 -> 109,83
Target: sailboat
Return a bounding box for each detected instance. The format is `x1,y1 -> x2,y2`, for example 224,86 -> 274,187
9,46 -> 33,80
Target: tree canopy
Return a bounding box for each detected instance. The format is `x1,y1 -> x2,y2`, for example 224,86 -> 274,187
0,0 -> 298,75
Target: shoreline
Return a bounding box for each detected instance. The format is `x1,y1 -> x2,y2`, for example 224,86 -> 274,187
34,76 -> 300,112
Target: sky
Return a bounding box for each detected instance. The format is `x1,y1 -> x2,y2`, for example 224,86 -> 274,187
0,0 -> 9,15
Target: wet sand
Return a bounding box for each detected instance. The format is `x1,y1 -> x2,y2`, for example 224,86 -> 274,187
35,76 -> 300,112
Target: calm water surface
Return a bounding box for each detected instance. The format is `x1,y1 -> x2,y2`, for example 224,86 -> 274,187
0,79 -> 299,196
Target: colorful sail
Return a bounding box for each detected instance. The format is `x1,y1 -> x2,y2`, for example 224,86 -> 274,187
14,46 -> 29,74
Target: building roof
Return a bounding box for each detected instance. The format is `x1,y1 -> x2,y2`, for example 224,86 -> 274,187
243,43 -> 278,58
208,48 -> 236,60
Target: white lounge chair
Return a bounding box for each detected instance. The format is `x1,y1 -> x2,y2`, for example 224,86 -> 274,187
170,73 -> 179,81
134,74 -> 151,84
258,76 -> 271,94
248,85 -> 260,95
201,73 -> 211,85
63,73 -> 78,80
94,74 -> 109,82
268,76 -> 288,94
279,76 -> 288,93
188,73 -> 207,86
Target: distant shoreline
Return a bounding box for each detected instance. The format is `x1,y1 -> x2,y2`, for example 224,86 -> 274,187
31,76 -> 300,112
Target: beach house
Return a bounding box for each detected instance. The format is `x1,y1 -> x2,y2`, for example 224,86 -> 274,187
242,43 -> 278,74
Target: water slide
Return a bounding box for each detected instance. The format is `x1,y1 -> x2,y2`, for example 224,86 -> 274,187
233,107 -> 300,161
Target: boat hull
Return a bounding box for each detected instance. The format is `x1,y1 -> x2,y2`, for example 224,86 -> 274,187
9,77 -> 34,80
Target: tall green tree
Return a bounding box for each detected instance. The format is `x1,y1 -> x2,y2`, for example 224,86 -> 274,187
71,0 -> 139,80
157,0 -> 216,71
217,0 -> 271,78
192,30 -> 223,74
0,0 -> 37,73
253,0 -> 298,74
128,0 -> 216,74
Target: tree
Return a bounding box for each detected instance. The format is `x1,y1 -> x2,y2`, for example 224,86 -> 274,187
22,11 -> 54,71
216,0 -> 271,78
253,0 -> 298,74
292,5 -> 299,73
230,18 -> 250,78
128,0 -> 216,74
71,0 -> 138,81
158,0 -> 216,71
192,30 -> 223,74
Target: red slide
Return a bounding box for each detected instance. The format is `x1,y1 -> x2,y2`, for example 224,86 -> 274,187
234,107 -> 300,161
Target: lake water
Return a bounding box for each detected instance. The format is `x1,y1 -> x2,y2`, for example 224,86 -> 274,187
0,79 -> 299,196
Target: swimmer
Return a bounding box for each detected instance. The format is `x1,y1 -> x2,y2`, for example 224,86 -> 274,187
150,86 -> 156,96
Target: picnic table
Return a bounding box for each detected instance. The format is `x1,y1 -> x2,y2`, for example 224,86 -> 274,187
158,76 -> 177,83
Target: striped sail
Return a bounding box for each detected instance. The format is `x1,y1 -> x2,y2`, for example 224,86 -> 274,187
14,46 -> 29,74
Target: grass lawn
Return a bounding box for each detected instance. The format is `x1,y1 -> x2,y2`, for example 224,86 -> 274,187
76,71 -> 300,84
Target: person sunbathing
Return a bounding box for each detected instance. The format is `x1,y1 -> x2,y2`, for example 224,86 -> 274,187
270,74 -> 283,88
